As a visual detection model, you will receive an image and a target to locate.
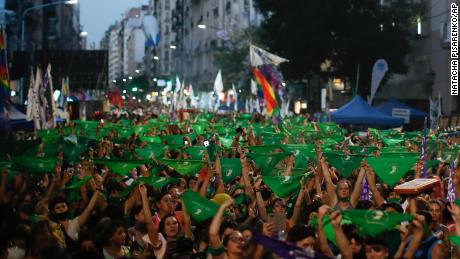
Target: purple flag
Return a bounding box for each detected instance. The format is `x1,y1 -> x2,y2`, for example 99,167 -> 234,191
360,177 -> 371,201
421,117 -> 428,178
448,161 -> 456,202
251,233 -> 332,259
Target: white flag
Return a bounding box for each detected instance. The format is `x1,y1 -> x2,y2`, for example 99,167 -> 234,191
369,59 -> 388,104
213,70 -> 223,111
189,84 -> 197,108
251,79 -> 258,95
285,99 -> 290,117
26,69 -> 35,121
250,44 -> 289,67
232,84 -> 238,111
214,69 -> 223,94
226,90 -> 231,108
31,67 -> 42,130
47,65 -> 56,128
175,76 -> 181,93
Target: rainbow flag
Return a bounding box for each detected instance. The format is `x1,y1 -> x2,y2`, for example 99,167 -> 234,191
252,67 -> 278,115
0,27 -> 9,102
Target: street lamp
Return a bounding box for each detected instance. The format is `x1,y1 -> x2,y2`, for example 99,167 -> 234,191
79,31 -> 88,37
21,0 -> 78,50
197,24 -> 222,30
170,45 -> 177,49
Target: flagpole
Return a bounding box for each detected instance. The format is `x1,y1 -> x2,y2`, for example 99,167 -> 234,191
421,117 -> 427,178
47,64 -> 56,128
354,63 -> 360,97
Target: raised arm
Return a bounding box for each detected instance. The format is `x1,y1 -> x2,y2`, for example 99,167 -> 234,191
403,215 -> 425,259
254,177 -> 269,222
365,169 -> 385,207
319,157 -> 337,206
283,155 -> 294,177
350,165 -> 366,208
214,156 -> 225,194
181,198 -> 193,238
316,205 -> 335,257
330,211 -> 352,259
77,189 -> 100,226
209,199 -> 234,259
139,184 -> 161,248
239,148 -> 255,201
289,177 -> 306,225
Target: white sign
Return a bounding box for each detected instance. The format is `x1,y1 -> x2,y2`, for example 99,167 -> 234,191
392,108 -> 410,123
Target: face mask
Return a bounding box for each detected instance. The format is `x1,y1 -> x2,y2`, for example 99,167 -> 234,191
78,251 -> 99,258
55,211 -> 69,221
302,246 -> 315,257
388,198 -> 400,203
7,247 -> 26,259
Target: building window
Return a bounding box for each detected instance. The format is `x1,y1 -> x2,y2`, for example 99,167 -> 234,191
213,8 -> 219,18
226,2 -> 231,14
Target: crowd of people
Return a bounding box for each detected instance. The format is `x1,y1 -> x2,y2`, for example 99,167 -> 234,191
0,108 -> 460,259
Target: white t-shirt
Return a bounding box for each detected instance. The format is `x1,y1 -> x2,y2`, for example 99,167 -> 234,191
66,216 -> 80,241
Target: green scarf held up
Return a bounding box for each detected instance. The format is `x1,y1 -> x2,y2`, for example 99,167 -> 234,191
160,159 -> 204,176
366,156 -> 418,187
247,152 -> 291,175
341,210 -> 414,237
220,158 -> 242,184
322,152 -> 363,178
261,172 -> 312,198
182,190 -> 220,222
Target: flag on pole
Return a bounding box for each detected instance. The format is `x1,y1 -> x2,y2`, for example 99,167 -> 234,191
46,65 -> 56,127
28,67 -> 42,130
251,79 -> 258,95
189,84 -> 197,108
213,70 -> 223,111
430,93 -> 442,130
252,67 -> 278,115
250,44 -> 289,67
369,59 -> 388,104
448,161 -> 456,202
60,77 -> 69,111
421,117 -> 428,178
232,84 -> 238,111
26,68 -> 35,122
226,90 -> 231,108
0,26 -> 10,105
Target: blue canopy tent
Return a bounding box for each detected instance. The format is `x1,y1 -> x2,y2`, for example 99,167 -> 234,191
375,98 -> 428,119
331,96 -> 404,127
0,105 -> 33,130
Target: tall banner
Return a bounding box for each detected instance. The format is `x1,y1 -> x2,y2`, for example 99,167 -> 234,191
421,117 -> 428,178
0,26 -> 9,107
369,59 -> 388,104
232,84 -> 238,111
213,69 -> 223,111
429,92 -> 442,130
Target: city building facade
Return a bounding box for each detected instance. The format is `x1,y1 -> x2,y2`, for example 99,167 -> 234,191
153,0 -> 261,90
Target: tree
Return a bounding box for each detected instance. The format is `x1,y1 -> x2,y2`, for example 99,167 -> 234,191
254,0 -> 422,96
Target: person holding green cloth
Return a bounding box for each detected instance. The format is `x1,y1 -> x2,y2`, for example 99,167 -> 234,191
317,141 -> 365,210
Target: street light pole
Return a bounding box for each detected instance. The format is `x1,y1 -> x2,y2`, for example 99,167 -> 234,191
21,0 -> 78,51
